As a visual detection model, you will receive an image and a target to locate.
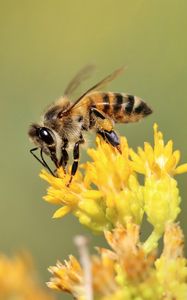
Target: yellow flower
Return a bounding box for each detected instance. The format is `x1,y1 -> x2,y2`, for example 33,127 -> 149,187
155,223 -> 187,299
41,137 -> 144,232
92,248 -> 117,296
0,252 -> 55,300
104,221 -> 156,282
41,123 -> 187,247
142,174 -> 181,253
47,222 -> 161,300
47,250 -> 118,300
41,167 -> 109,232
48,255 -> 85,300
130,124 -> 187,253
47,222 -> 187,300
40,121 -> 187,298
130,123 -> 187,178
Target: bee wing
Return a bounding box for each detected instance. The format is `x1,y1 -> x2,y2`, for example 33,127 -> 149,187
64,64 -> 95,97
67,66 -> 125,111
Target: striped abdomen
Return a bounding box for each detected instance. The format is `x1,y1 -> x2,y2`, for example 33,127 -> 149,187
87,92 -> 152,123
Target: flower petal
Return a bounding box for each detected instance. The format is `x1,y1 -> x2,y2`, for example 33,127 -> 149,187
52,206 -> 71,218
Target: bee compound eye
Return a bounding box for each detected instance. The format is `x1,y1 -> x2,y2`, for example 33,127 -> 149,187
38,127 -> 54,145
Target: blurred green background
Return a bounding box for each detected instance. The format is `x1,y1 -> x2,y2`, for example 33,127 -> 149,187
0,0 -> 187,299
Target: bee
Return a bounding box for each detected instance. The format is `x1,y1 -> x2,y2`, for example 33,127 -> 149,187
28,66 -> 152,185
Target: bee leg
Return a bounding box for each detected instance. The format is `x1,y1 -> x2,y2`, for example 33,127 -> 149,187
91,107 -> 121,153
97,130 -> 106,140
91,108 -> 121,149
68,141 -> 80,186
79,133 -> 85,144
91,108 -> 113,129
97,129 -> 122,154
104,130 -> 122,153
60,149 -> 69,174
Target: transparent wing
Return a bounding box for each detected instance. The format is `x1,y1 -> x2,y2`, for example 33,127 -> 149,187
67,66 -> 125,112
64,64 -> 95,97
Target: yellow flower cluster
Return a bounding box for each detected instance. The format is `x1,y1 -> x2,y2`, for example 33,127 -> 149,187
130,124 -> 187,177
0,252 -> 55,300
40,124 -> 187,299
130,124 -> 187,252
48,255 -> 84,299
155,223 -> 187,300
48,222 -> 187,300
41,136 -> 144,232
41,124 -> 187,236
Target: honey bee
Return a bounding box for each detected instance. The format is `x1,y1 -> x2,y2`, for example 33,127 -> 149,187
28,66 -> 152,184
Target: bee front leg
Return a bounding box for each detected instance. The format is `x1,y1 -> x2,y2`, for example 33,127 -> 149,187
68,141 -> 80,186
60,149 -> 69,174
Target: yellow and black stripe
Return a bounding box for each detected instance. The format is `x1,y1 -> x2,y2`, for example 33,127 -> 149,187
87,92 -> 152,124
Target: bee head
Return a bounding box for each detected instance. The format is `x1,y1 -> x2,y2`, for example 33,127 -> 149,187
28,123 -> 55,149
28,123 -> 64,172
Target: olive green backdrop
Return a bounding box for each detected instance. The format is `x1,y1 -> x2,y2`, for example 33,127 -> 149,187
0,1 -> 187,299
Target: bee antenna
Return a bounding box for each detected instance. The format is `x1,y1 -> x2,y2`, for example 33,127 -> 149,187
40,149 -> 56,176
30,147 -> 56,177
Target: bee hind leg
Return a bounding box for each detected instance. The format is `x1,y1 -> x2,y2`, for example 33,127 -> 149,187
91,107 -> 121,153
97,129 -> 122,154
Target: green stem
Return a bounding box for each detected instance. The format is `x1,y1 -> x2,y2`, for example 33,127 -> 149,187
143,229 -> 162,254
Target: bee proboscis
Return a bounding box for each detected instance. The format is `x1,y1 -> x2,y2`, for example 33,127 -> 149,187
28,66 -> 152,185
